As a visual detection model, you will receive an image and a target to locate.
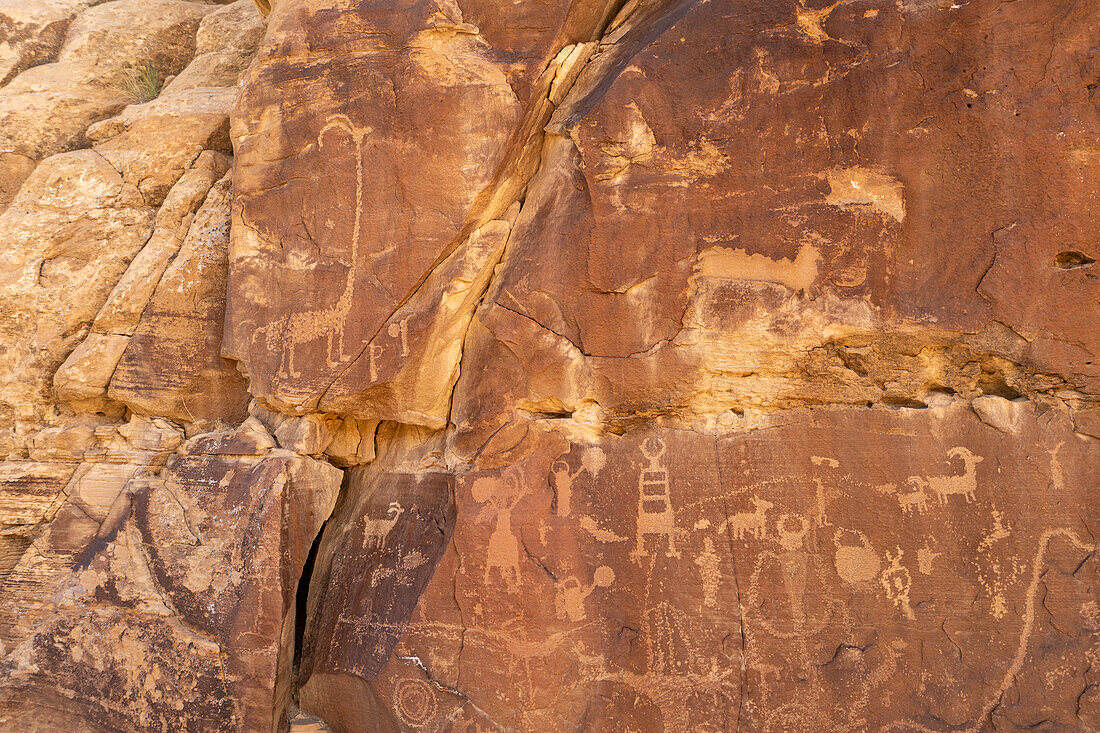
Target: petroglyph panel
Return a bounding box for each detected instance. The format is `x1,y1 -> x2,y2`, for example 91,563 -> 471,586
306,400 -> 1099,730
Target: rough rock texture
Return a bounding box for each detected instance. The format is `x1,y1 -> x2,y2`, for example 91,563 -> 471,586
0,418 -> 342,731
1,0 -> 1098,731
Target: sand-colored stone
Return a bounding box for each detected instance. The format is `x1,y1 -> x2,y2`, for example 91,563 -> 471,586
109,172 -> 250,424
0,0 -> 212,163
0,149 -> 154,443
0,0 -> 92,85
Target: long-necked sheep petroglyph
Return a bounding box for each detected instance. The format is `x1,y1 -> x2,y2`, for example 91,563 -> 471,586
254,115 -> 372,379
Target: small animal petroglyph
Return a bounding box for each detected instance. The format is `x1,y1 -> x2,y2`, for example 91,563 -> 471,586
727,497 -> 773,541
896,478 -> 930,516
363,501 -> 404,549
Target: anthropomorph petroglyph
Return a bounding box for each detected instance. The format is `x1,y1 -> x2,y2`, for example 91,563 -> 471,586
363,501 -> 403,549
555,566 -> 614,622
810,456 -> 838,527
748,513 -> 835,639
387,317 -> 410,357
550,446 -> 606,517
632,437 -> 679,560
254,114 -> 373,379
881,547 -> 915,620
472,474 -> 524,592
694,537 -> 722,607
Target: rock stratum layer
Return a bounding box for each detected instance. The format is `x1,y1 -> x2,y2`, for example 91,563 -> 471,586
0,0 -> 1097,731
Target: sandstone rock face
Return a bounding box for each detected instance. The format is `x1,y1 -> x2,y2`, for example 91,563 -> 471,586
1,0 -> 1098,731
0,418 -> 342,731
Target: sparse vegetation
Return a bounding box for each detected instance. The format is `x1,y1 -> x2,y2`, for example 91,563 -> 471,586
114,61 -> 163,103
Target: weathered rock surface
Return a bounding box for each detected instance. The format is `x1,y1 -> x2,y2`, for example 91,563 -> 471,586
0,0 -> 1098,731
0,418 -> 342,731
108,170 -> 251,423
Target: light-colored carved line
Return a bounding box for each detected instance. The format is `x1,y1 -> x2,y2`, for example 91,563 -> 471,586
881,527 -> 1095,733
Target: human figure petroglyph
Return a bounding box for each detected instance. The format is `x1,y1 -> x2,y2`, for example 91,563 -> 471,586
632,437 -> 679,560
551,461 -> 578,517
747,513 -> 834,639
880,547 -> 915,620
745,513 -> 864,731
369,343 -> 384,382
908,446 -> 983,505
555,566 -> 614,622
472,474 -> 524,593
1049,440 -> 1067,492
363,501 -> 404,549
810,456 -> 838,527
812,477 -> 832,528
694,537 -> 722,607
388,317 -> 410,357
254,114 -> 372,379
727,497 -> 773,540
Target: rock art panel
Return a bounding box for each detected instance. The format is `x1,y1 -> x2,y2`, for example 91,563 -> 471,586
225,0 -> 621,424
301,401 -> 1098,731
450,0 -> 1100,455
298,462 -> 456,731
0,0 -> 1096,730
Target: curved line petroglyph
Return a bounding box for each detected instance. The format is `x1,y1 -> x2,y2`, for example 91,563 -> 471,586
881,527 -> 1096,732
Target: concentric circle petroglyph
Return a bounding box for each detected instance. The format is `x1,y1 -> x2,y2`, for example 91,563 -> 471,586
393,677 -> 437,727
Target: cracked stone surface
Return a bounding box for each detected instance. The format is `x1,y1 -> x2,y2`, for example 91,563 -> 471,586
0,0 -> 1097,730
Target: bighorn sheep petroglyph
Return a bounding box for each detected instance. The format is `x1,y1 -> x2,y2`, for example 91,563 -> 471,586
727,497 -> 773,540
363,501 -> 404,548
